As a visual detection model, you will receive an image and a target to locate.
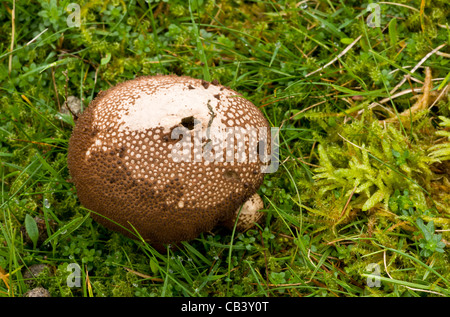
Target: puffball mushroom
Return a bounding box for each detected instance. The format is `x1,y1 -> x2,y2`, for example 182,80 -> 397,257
68,75 -> 270,246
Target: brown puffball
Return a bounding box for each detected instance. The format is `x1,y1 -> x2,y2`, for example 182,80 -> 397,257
68,75 -> 270,246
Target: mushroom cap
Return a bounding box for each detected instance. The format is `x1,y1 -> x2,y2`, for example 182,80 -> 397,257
68,75 -> 269,244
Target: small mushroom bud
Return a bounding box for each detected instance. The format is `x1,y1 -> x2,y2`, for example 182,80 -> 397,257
223,193 -> 265,232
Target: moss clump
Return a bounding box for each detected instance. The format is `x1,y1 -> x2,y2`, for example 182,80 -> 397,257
310,115 -> 433,223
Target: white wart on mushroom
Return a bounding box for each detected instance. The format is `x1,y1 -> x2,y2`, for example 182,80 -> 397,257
68,75 -> 270,244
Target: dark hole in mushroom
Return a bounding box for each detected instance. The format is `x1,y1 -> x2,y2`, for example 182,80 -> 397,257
223,169 -> 240,181
181,116 -> 196,130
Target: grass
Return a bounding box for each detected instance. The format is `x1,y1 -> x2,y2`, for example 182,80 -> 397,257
0,0 -> 449,297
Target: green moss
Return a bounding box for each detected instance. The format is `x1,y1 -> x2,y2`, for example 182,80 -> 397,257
429,115 -> 450,162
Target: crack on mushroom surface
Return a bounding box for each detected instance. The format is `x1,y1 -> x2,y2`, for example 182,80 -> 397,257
68,75 -> 270,246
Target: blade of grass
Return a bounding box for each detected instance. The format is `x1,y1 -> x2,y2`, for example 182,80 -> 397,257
42,212 -> 91,246
188,0 -> 210,81
244,260 -> 269,296
374,242 -> 450,286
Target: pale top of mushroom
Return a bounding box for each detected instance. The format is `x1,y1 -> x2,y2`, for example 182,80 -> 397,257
117,82 -> 228,134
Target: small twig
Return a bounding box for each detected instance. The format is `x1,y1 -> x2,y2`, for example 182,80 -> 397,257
124,267 -> 164,282
368,86 -> 424,115
337,185 -> 357,223
338,133 -> 366,151
389,43 -> 446,95
378,2 -> 419,12
436,51 -> 450,58
380,87 -> 424,104
25,28 -> 48,46
382,67 -> 432,124
428,83 -> 450,110
305,35 -> 362,78
278,99 -> 326,131
293,156 -> 321,168
8,138 -> 60,148
383,250 -> 394,280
